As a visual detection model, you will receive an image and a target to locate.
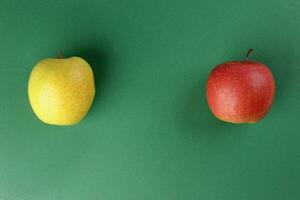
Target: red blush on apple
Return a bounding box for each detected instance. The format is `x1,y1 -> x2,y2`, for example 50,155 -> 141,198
206,49 -> 275,124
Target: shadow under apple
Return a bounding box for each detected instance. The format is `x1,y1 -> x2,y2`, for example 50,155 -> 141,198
67,45 -> 112,117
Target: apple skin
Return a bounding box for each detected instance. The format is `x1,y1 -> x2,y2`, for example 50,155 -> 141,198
206,61 -> 275,124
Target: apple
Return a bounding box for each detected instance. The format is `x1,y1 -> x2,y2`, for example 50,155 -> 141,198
206,49 -> 275,124
28,51 -> 95,125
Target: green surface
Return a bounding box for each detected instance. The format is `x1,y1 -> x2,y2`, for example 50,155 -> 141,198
0,0 -> 300,199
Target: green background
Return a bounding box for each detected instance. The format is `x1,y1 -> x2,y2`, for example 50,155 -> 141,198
0,0 -> 299,199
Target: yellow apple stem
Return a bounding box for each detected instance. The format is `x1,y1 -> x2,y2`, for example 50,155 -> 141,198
243,48 -> 253,63
58,50 -> 63,59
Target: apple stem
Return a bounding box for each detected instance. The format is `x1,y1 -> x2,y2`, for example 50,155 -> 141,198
243,48 -> 253,63
58,50 -> 63,59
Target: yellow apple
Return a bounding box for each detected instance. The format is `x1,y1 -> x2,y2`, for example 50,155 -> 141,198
28,55 -> 95,125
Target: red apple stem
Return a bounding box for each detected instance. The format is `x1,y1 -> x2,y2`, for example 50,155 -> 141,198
243,48 -> 253,63
58,50 -> 63,59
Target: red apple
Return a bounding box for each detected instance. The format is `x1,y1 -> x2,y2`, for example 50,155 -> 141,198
206,49 -> 275,124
